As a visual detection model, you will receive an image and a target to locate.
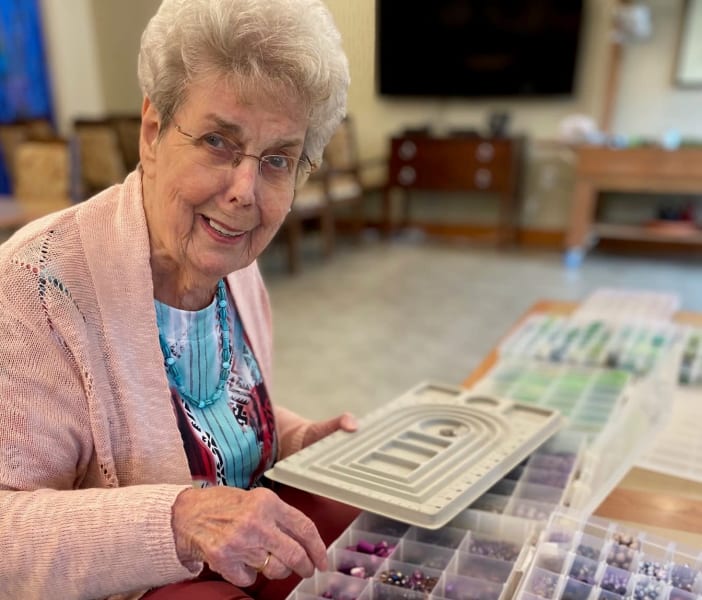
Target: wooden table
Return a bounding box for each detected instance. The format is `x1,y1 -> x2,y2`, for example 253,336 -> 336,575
565,146 -> 702,266
462,299 -> 702,548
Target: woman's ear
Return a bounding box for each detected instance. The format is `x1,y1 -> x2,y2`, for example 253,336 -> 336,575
139,96 -> 160,176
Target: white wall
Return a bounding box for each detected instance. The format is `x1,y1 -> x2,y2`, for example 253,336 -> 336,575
614,0 -> 702,140
39,0 -> 105,134
42,0 -> 699,147
39,0 -> 159,132
37,0 -> 702,229
89,0 -> 161,114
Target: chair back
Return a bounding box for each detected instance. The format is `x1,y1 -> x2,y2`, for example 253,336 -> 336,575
23,118 -> 56,140
14,139 -> 72,210
323,116 -> 359,172
74,119 -> 127,197
322,116 -> 364,204
279,115 -> 365,273
110,115 -> 142,171
0,119 -> 56,189
0,124 -> 29,187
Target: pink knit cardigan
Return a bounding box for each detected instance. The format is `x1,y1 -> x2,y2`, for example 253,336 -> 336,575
0,171 -> 311,600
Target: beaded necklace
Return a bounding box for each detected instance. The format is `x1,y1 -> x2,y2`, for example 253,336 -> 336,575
157,279 -> 232,409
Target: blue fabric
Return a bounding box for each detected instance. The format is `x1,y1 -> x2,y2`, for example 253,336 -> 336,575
0,0 -> 54,193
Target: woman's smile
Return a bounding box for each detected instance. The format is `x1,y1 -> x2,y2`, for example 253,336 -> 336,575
200,214 -> 249,243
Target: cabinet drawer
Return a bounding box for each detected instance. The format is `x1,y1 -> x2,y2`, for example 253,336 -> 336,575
389,137 -> 516,192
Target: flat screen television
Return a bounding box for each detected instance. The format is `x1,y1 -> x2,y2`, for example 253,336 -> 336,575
377,0 -> 584,98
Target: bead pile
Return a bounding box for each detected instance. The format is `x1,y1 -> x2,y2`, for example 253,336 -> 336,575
575,540 -> 601,561
468,536 -> 520,562
345,538 -> 395,558
528,570 -> 560,598
633,577 -> 666,600
599,566 -> 630,595
561,578 -> 591,600
569,555 -> 598,585
377,568 -> 438,593
638,560 -> 669,581
606,539 -> 639,571
670,564 -> 698,592
522,511 -> 702,600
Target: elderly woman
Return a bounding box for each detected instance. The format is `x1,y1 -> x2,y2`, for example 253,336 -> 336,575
0,0 -> 358,598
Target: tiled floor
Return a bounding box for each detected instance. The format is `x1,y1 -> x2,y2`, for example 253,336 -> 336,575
3,224 -> 698,424
259,234 -> 702,422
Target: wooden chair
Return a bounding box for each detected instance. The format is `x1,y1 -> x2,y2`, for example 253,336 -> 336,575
22,118 -> 55,141
0,118 -> 55,190
281,115 -> 365,274
323,115 -> 365,239
73,119 -> 127,198
13,138 -> 73,214
283,174 -> 335,274
109,114 -> 142,172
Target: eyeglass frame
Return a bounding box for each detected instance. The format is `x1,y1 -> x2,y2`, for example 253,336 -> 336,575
172,122 -> 315,190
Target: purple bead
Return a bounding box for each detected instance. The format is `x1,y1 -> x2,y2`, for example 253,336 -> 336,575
670,564 -> 697,592
600,566 -> 629,595
355,539 -> 375,554
633,577 -> 665,600
638,559 -> 669,581
349,566 -> 366,578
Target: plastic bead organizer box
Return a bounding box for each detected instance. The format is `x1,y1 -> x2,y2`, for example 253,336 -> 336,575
265,288 -> 700,600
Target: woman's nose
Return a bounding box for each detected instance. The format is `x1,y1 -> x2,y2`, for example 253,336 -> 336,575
225,158 -> 259,205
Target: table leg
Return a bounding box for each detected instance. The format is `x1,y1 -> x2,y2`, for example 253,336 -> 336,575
498,191 -> 517,247
565,179 -> 598,266
382,185 -> 393,238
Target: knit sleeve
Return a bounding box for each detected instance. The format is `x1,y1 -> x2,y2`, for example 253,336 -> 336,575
274,405 -> 314,459
0,276 -> 197,599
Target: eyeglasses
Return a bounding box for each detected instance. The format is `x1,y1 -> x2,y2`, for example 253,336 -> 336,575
173,123 -> 313,190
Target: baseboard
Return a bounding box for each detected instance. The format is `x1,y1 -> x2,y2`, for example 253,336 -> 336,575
337,219 -> 566,249
336,219 -> 702,255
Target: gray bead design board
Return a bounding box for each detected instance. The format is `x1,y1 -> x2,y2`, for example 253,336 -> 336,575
266,381 -> 563,529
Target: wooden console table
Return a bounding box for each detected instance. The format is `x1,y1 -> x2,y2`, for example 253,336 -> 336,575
565,145 -> 702,265
383,135 -> 525,245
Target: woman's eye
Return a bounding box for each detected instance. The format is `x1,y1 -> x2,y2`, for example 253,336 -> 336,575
201,133 -> 228,150
266,155 -> 292,170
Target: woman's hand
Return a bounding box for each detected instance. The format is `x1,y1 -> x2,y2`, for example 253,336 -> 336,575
301,412 -> 358,448
171,486 -> 327,586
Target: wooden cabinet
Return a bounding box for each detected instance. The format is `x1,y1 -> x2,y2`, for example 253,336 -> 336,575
566,146 -> 702,265
383,135 -> 525,244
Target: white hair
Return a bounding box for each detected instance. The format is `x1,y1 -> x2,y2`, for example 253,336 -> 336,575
137,0 -> 349,163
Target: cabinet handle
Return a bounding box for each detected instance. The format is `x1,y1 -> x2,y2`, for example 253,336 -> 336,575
398,165 -> 416,185
474,168 -> 492,189
398,140 -> 417,160
476,142 -> 495,162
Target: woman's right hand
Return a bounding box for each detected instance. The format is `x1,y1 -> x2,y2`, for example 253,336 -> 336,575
171,486 -> 328,586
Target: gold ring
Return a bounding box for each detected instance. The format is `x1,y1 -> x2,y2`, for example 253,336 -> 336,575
257,552 -> 272,573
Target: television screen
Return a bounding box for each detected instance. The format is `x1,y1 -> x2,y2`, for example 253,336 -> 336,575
377,0 -> 584,98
